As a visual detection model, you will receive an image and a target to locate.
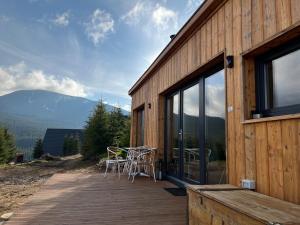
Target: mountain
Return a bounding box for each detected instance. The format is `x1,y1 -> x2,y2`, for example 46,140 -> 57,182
0,90 -> 129,153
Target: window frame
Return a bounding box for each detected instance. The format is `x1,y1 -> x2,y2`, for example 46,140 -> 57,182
255,39 -> 300,117
135,105 -> 145,146
164,64 -> 225,185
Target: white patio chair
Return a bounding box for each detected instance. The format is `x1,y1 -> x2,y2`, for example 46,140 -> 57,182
122,148 -> 136,175
104,146 -> 127,179
130,148 -> 157,183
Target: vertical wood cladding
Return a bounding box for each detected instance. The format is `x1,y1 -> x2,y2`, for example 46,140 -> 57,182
130,0 -> 300,204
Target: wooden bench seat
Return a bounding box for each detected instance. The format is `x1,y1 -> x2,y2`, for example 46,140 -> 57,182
187,184 -> 300,225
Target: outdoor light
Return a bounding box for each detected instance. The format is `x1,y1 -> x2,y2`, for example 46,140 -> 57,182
226,55 -> 234,68
170,34 -> 176,39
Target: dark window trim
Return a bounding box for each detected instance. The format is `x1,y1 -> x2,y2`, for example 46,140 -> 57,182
135,105 -> 145,146
255,38 -> 300,117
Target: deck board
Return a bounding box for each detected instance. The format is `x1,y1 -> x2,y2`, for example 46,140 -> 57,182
6,173 -> 186,225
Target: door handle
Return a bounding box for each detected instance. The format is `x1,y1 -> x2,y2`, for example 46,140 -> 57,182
178,129 -> 183,141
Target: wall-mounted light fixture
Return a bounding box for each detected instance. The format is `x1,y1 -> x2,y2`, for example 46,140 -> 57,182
226,55 -> 234,68
148,103 -> 151,109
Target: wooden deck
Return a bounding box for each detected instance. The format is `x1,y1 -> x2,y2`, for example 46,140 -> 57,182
6,173 -> 186,225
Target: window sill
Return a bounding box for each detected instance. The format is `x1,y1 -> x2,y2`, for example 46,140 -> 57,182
242,113 -> 300,124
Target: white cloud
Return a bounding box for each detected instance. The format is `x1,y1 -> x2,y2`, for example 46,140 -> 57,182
205,85 -> 225,118
121,2 -> 145,25
53,12 -> 70,27
121,2 -> 178,32
186,0 -> 204,16
0,62 -> 89,97
152,4 -> 177,30
84,9 -> 114,45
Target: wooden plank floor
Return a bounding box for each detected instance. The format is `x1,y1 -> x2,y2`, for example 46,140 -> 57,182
6,173 -> 187,225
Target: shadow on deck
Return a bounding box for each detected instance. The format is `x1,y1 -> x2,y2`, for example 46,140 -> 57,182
6,173 -> 187,225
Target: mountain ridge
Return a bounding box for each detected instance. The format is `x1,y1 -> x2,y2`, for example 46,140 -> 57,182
0,90 -> 129,152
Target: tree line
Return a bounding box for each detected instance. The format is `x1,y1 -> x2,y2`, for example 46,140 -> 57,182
81,101 -> 130,160
0,100 -> 131,163
31,101 -> 130,160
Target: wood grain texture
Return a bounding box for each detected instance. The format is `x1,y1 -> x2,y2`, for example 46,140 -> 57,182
195,29 -> 201,66
188,188 -> 300,225
251,0 -> 264,45
243,58 -> 256,120
7,173 -> 186,225
244,124 -> 256,180
217,6 -> 225,52
291,0 -> 300,24
242,0 -> 252,51
200,24 -> 207,65
224,0 -> 236,185
255,122 -> 269,195
275,0 -> 292,31
206,19 -> 212,60
281,120 -> 299,203
232,0 -> 245,186
211,13 -> 219,56
263,0 -> 277,39
267,121 -> 284,199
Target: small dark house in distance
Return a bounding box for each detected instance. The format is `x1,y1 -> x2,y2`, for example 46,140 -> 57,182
43,128 -> 84,156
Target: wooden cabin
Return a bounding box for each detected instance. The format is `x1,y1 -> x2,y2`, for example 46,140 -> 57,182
128,0 -> 300,214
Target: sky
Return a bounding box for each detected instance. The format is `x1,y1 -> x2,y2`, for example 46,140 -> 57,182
0,0 -> 203,111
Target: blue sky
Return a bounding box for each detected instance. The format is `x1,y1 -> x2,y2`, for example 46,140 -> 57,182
0,0 -> 203,111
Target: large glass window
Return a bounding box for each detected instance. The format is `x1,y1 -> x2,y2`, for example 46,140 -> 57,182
256,40 -> 300,116
205,69 -> 226,184
183,83 -> 200,181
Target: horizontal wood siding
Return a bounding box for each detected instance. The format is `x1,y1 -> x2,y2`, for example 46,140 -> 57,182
130,0 -> 300,204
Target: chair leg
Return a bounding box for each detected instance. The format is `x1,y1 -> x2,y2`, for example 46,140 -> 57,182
104,161 -> 109,177
152,164 -> 156,182
122,162 -> 127,174
128,162 -> 133,180
132,163 -> 137,183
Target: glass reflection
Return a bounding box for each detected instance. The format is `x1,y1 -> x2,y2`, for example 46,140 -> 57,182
166,93 -> 180,176
269,48 -> 300,108
205,69 -> 226,184
183,84 -> 200,181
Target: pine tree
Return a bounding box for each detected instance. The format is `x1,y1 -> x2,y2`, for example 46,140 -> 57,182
0,128 -> 7,163
33,138 -> 43,159
119,116 -> 131,147
0,128 -> 16,164
108,107 -> 125,147
81,100 -> 110,160
3,129 -> 16,162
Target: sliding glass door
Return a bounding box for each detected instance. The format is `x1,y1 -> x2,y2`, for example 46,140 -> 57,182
204,70 -> 226,184
182,84 -> 200,181
166,93 -> 180,177
165,68 -> 226,184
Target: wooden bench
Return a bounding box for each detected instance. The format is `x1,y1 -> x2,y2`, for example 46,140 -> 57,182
187,184 -> 300,225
